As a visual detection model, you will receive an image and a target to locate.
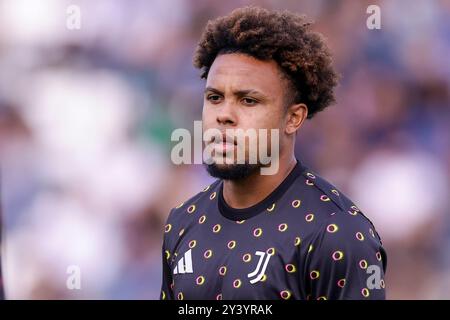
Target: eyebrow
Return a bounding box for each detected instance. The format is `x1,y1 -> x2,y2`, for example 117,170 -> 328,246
204,86 -> 269,100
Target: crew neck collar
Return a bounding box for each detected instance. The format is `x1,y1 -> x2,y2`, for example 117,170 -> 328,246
218,160 -> 305,221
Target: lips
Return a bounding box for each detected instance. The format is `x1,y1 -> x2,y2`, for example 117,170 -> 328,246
212,141 -> 235,154
209,133 -> 237,146
209,133 -> 237,154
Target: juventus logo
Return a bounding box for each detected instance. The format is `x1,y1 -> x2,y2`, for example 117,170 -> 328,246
173,249 -> 193,274
247,251 -> 272,284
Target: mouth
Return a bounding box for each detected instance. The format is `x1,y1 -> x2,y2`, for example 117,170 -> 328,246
208,132 -> 237,145
210,133 -> 237,154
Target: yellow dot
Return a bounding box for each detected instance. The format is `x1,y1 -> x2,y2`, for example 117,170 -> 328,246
356,232 -> 365,241
332,250 -> 344,261
202,185 -> 210,192
359,259 -> 368,269
165,250 -> 170,260
177,292 -> 184,300
310,270 -> 320,280
376,252 -> 382,261
175,202 -> 184,209
326,224 -> 339,233
361,288 -> 370,298
278,223 -> 288,232
233,279 -> 242,288
209,192 -> 216,200
243,253 -> 252,263
189,240 -> 197,248
198,215 -> 206,224
305,214 -> 314,222
204,249 -> 213,259
294,237 -> 301,246
213,224 -> 221,233
285,264 -> 297,273
196,276 -> 205,286
187,205 -> 196,213
219,266 -> 227,276
280,290 -> 291,300
306,172 -> 316,179
253,228 -> 262,237
267,203 -> 276,212
164,224 -> 172,233
292,200 -> 301,208
227,240 -> 236,249
161,291 -> 166,300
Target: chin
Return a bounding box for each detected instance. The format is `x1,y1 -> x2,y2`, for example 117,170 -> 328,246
204,162 -> 261,181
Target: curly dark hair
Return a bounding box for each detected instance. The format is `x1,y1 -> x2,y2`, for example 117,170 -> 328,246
193,6 -> 339,119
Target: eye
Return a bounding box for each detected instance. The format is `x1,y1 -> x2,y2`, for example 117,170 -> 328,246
206,94 -> 222,104
242,97 -> 258,106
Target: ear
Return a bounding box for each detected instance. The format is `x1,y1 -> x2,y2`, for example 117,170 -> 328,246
285,103 -> 308,135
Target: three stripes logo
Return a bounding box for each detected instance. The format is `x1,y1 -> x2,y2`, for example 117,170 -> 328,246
173,249 -> 193,274
248,251 -> 272,284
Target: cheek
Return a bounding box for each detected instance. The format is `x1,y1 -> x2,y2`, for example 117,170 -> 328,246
239,119 -> 281,154
202,105 -> 215,126
244,107 -> 283,130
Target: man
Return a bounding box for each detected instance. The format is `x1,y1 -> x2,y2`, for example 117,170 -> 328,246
160,6 -> 386,300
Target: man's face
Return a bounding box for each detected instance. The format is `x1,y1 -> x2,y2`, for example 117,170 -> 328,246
202,53 -> 288,180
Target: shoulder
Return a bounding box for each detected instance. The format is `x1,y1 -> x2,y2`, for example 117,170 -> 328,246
163,179 -> 221,240
295,164 -> 386,272
296,164 -> 383,244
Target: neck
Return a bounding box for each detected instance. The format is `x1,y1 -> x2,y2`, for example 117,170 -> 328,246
222,153 -> 297,209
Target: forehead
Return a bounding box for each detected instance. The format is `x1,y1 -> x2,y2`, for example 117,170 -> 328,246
206,53 -> 285,95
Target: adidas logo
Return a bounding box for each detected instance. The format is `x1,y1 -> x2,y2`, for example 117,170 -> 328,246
173,249 -> 193,274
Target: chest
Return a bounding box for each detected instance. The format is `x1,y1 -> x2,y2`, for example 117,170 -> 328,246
169,220 -> 305,300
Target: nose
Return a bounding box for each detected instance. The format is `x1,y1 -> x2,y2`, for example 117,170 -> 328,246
216,101 -> 237,126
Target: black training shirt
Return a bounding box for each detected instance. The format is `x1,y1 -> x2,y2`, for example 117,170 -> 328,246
160,160 -> 387,300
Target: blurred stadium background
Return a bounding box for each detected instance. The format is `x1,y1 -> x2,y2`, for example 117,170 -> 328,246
0,0 -> 449,299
